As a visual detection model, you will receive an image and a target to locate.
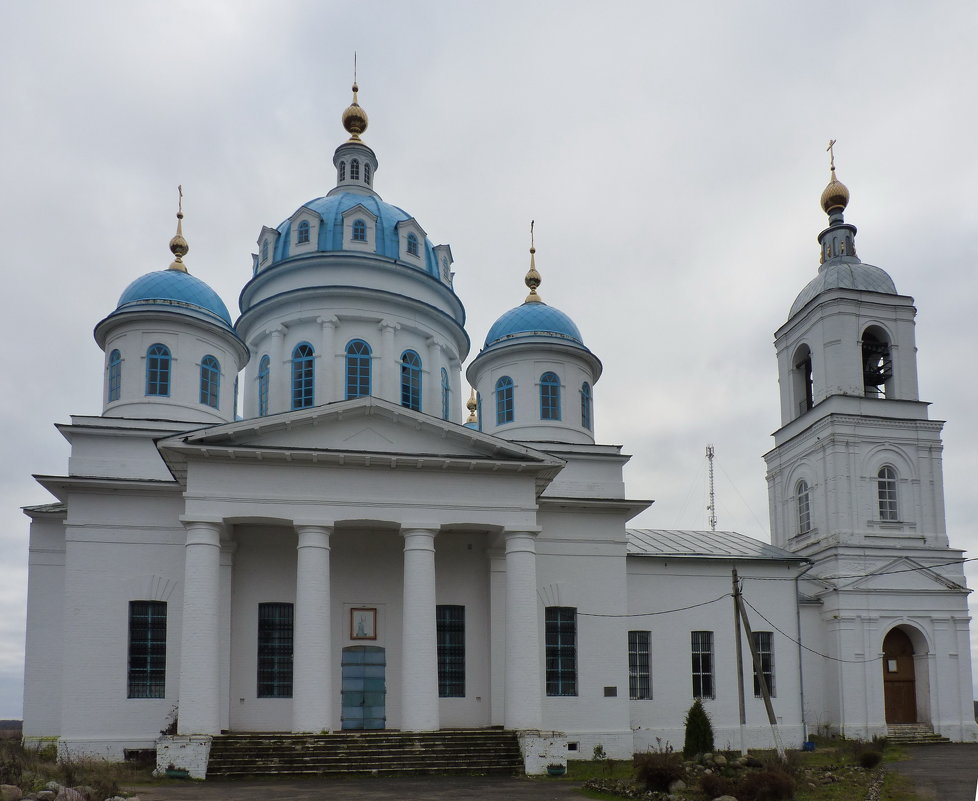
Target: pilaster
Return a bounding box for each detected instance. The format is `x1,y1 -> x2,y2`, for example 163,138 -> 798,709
400,526 -> 439,730
293,524 -> 333,732
504,529 -> 542,730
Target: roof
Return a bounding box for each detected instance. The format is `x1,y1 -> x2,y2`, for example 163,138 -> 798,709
626,528 -> 807,561
22,502 -> 67,514
115,269 -> 233,326
483,302 -> 586,349
789,257 -> 897,316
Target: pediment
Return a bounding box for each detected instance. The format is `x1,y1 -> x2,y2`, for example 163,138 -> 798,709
843,557 -> 965,592
157,396 -> 563,479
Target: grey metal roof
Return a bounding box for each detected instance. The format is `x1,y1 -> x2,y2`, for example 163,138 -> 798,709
627,529 -> 806,561
22,502 -> 67,514
789,258 -> 897,316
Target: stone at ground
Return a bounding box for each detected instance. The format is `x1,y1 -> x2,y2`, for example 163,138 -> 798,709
70,787 -> 95,801
43,785 -> 60,795
713,796 -> 738,801
668,778 -> 686,792
0,785 -> 23,801
36,792 -> 56,801
713,754 -> 727,766
54,788 -> 85,801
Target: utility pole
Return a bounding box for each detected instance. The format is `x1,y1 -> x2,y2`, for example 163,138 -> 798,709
706,444 -> 717,531
732,569 -> 747,755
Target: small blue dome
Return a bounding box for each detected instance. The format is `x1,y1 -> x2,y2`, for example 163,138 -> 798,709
484,302 -> 585,349
116,270 -> 233,326
790,259 -> 897,317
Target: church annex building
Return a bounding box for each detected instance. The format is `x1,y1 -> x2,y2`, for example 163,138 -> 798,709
21,86 -> 978,774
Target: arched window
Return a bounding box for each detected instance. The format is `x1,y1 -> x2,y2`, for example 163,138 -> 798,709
495,376 -> 514,425
345,340 -> 371,399
400,350 -> 422,411
258,355 -> 270,417
540,372 -> 561,420
350,159 -> 360,181
862,327 -> 893,399
364,163 -> 371,184
146,344 -> 171,396
441,368 -> 451,420
406,233 -> 419,257
107,349 -> 122,402
796,480 -> 811,534
793,344 -> 814,416
580,382 -> 592,430
199,355 -> 220,408
261,239 -> 269,263
296,220 -> 310,245
877,466 -> 898,521
352,219 -> 367,242
339,161 -> 346,181
291,343 -> 315,410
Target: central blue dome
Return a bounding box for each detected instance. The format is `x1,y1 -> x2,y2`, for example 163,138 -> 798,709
484,302 -> 585,349
116,270 -> 233,326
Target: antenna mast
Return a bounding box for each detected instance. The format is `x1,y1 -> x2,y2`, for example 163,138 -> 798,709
706,444 -> 717,531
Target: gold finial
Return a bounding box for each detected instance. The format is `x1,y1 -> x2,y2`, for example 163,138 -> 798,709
466,387 -> 478,424
820,138 -> 850,214
168,185 -> 189,272
524,219 -> 542,303
342,54 -> 369,141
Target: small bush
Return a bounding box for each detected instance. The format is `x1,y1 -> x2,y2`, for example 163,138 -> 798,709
856,747 -> 883,769
633,750 -> 685,792
700,771 -> 737,798
736,768 -> 796,801
683,698 -> 715,758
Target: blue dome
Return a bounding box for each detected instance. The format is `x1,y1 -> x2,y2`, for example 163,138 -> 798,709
790,258 -> 897,317
116,270 -> 233,326
484,302 -> 585,349
270,192 -> 438,278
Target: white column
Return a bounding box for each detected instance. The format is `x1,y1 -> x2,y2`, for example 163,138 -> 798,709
379,321 -> 397,402
424,338 -> 440,417
504,530 -> 542,730
400,526 -> 439,731
268,326 -> 286,413
292,524 -> 333,733
178,520 -> 223,735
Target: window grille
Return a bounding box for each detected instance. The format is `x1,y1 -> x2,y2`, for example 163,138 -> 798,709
257,603 -> 293,698
628,630 -> 651,700
400,350 -> 422,411
436,605 -> 465,697
691,631 -> 714,699
108,349 -> 122,402
878,466 -> 898,521
495,376 -> 514,425
146,344 -> 171,396
128,601 -> 166,698
752,631 -> 775,697
545,607 -> 577,696
540,372 -> 561,420
258,355 -> 270,416
345,340 -> 371,399
199,355 -> 220,408
291,343 -> 314,410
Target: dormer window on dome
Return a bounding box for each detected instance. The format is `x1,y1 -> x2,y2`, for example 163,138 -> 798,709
297,220 -> 310,245
352,219 -> 367,242
407,233 -> 419,257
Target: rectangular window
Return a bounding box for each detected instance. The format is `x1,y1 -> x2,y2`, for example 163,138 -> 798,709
691,630 -> 714,699
546,607 -> 577,696
628,630 -> 651,700
436,605 -> 465,697
128,600 -> 167,698
257,602 -> 294,698
752,631 -> 775,697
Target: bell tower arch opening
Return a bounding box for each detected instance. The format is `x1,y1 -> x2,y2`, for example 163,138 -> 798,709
791,343 -> 814,417
861,325 -> 893,399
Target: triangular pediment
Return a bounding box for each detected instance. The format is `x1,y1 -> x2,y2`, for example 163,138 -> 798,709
156,396 -> 564,486
842,557 -> 965,592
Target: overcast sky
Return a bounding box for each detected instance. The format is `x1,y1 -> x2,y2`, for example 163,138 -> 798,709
2,1 -> 977,719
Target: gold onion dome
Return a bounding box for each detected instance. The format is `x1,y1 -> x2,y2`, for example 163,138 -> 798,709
524,220 -> 542,303
820,168 -> 850,214
168,185 -> 189,273
342,82 -> 369,141
466,388 -> 478,423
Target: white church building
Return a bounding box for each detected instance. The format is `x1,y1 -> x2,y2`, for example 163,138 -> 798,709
21,86 -> 978,773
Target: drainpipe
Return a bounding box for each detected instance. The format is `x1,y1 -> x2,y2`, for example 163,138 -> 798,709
794,560 -> 816,741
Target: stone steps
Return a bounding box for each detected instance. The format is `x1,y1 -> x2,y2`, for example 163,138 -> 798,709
886,724 -> 952,745
207,730 -> 524,777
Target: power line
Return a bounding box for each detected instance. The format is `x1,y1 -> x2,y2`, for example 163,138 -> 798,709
578,593 -> 731,618
744,555 -> 978,582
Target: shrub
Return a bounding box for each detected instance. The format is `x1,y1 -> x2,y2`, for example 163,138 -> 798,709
735,768 -> 796,801
854,746 -> 883,769
683,698 -> 714,758
633,750 -> 685,792
700,771 -> 737,798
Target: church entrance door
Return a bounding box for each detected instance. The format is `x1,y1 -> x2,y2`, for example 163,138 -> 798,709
882,628 -> 917,724
341,646 -> 386,730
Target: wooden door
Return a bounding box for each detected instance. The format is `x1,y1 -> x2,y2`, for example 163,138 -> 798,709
882,628 -> 916,724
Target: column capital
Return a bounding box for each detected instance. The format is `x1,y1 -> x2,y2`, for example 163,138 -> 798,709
180,520 -> 223,546
378,320 -> 401,333
295,524 -> 333,550
316,315 -> 339,329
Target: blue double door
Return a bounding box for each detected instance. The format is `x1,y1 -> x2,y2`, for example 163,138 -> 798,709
341,645 -> 386,730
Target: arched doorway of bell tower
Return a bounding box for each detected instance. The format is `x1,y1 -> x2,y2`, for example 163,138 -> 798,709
882,625 -> 930,725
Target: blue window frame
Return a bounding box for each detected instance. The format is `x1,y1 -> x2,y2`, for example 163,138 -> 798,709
540,372 -> 561,420
296,219 -> 310,244
437,605 -> 465,698
400,350 -> 422,411
199,355 -> 220,408
580,382 -> 592,430
291,343 -> 315,410
258,355 -> 270,417
440,368 -> 451,420
476,392 -> 483,432
346,340 -> 372,399
352,219 -> 367,242
545,607 -> 577,696
128,600 -> 166,698
146,344 -> 171,396
108,349 -> 122,402
339,161 -> 346,181
350,159 -> 360,181
406,232 -> 419,257
257,602 -> 293,698
495,376 -> 514,425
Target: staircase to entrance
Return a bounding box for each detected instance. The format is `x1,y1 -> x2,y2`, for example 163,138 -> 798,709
886,723 -> 951,745
206,729 -> 524,777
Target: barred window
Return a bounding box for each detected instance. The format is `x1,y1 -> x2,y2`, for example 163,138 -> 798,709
436,605 -> 465,698
628,630 -> 651,700
545,607 -> 577,696
257,603 -> 293,698
691,630 -> 714,699
752,631 -> 775,697
128,601 -> 166,698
